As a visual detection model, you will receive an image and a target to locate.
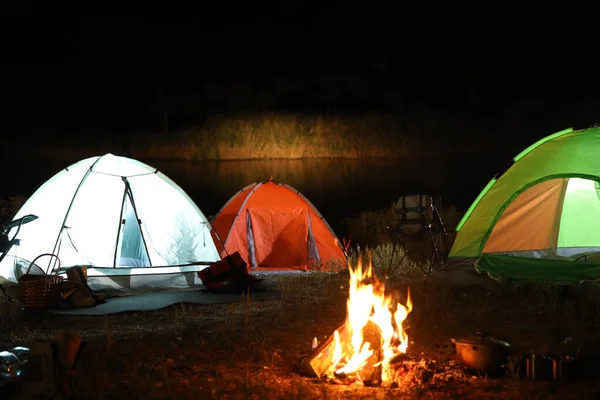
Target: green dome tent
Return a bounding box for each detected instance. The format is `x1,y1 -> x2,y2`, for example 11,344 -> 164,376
448,126 -> 600,281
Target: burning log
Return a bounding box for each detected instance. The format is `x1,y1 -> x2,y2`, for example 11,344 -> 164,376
299,321 -> 384,386
299,323 -> 347,379
357,320 -> 383,386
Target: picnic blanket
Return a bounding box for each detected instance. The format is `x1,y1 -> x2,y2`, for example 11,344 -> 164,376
48,288 -> 281,315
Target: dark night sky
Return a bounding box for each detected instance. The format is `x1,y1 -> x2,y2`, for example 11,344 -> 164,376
2,7 -> 598,142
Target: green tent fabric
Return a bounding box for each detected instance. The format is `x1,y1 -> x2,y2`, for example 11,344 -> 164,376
476,254 -> 600,282
448,126 -> 600,281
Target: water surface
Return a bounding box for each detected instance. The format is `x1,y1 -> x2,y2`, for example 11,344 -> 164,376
3,154 -> 507,237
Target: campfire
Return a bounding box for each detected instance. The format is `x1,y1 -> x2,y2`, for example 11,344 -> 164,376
301,257 -> 413,386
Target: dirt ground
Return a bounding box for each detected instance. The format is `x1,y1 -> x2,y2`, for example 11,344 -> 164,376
1,271 -> 600,400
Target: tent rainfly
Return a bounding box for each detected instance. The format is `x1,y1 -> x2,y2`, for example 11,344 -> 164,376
448,126 -> 600,281
0,154 -> 220,293
211,178 -> 347,272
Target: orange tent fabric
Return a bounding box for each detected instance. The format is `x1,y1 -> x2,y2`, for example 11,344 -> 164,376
211,179 -> 347,271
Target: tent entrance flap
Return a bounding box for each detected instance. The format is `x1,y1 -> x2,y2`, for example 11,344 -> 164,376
483,177 -> 600,254
246,211 -> 258,269
117,192 -> 151,268
483,178 -> 567,253
557,178 -> 600,248
247,207 -> 310,269
306,211 -> 321,264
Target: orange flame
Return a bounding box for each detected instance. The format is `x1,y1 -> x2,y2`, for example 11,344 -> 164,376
326,256 -> 412,382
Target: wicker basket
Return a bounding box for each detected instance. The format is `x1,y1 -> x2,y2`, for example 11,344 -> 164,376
18,253 -> 63,310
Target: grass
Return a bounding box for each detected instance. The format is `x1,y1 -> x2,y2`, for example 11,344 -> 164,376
2,253 -> 600,399
149,113 -> 410,161
5,112 -> 494,163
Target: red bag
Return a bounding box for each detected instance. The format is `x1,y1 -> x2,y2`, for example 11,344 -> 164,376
198,252 -> 256,292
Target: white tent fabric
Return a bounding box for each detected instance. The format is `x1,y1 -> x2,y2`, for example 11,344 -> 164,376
0,154 -> 220,292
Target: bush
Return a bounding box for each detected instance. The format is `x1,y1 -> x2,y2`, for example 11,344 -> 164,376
347,243 -> 426,284
344,203 -> 399,249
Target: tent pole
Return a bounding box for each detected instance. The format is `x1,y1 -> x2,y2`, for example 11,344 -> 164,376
210,227 -> 229,257
113,181 -> 128,268
50,160 -> 101,263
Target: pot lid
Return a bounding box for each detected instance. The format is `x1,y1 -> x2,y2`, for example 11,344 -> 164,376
453,335 -> 511,347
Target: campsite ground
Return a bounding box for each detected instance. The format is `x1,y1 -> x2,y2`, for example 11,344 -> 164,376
2,270 -> 600,400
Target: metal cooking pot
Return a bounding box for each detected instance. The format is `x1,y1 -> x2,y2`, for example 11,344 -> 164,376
451,332 -> 511,372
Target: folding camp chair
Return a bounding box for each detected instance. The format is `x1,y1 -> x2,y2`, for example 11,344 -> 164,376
386,194 -> 447,276
0,214 -> 39,301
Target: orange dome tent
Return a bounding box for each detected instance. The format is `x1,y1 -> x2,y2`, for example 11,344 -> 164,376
211,179 -> 347,272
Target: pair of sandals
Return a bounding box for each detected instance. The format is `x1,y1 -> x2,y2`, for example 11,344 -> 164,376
62,267 -> 106,308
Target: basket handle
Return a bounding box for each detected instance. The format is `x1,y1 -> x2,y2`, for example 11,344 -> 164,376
26,253 -> 62,276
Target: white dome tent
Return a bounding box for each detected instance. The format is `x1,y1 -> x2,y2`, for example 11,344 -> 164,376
0,154 -> 220,293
